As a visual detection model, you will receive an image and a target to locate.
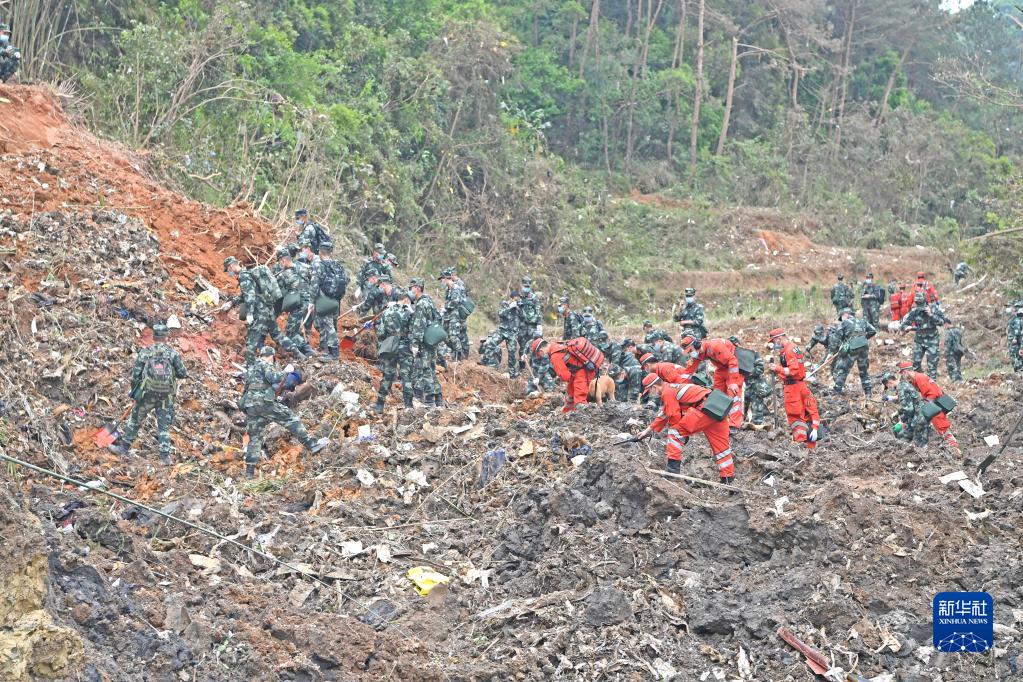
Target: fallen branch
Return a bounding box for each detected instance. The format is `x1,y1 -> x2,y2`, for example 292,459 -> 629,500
644,467 -> 759,494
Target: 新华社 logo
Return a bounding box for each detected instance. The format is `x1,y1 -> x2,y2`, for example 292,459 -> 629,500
933,592 -> 993,653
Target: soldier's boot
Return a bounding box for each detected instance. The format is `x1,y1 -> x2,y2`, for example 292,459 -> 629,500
414,389 -> 425,402
720,476 -> 734,485
328,345 -> 339,359
245,464 -> 256,479
301,342 -> 315,357
403,395 -> 414,409
862,384 -> 872,398
108,442 -> 131,457
665,458 -> 681,475
434,393 -> 445,409
307,437 -> 330,454
371,399 -> 385,413
831,385 -> 844,396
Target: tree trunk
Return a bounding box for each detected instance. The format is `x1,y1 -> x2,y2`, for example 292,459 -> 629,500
688,0 -> 705,178
579,0 -> 600,77
672,0 -> 687,69
569,15 -> 578,67
625,0 -> 635,42
874,42 -> 912,126
715,36 -> 739,156
790,65 -> 799,109
833,0 -> 857,147
625,0 -> 665,171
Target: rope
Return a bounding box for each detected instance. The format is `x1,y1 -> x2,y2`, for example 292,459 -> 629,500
0,449 -> 425,643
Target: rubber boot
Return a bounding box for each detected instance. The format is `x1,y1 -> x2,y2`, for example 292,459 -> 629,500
666,458 -> 681,475
371,398 -> 385,414
245,464 -> 256,479
302,342 -> 315,358
329,345 -> 340,359
720,476 -> 734,485
414,389 -> 425,402
434,393 -> 445,409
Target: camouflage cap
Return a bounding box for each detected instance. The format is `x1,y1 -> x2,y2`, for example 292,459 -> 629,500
276,246 -> 291,260
374,242 -> 386,252
837,274 -> 845,280
728,335 -> 741,347
408,277 -> 425,290
558,295 -> 569,304
259,345 -> 275,357
643,320 -> 653,328
152,324 -> 169,339
839,307 -> 853,317
287,243 -> 300,256
509,289 -> 521,298
223,256 -> 239,271
621,337 -> 635,347
879,371 -> 895,384
294,208 -> 308,217
684,287 -> 696,296
319,240 -> 334,253
521,276 -> 532,285
438,267 -> 453,280
393,287 -> 409,300
582,306 -> 594,315
914,292 -> 926,303
377,274 -> 392,284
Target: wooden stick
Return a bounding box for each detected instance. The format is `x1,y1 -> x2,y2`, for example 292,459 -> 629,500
644,467 -> 758,494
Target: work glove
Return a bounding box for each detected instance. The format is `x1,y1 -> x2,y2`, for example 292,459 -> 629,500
536,325 -> 543,336
245,313 -> 254,325
284,364 -> 295,374
584,361 -> 596,372
362,321 -> 374,330
411,345 -> 420,356
840,343 -> 850,354
727,384 -> 740,396
354,286 -> 362,300
808,428 -> 818,442
218,301 -> 233,312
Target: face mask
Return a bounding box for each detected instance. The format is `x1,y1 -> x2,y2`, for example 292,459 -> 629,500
556,305 -> 565,315
583,315 -> 593,322
685,297 -> 695,304
522,287 -> 531,293
688,351 -> 699,360
865,279 -> 872,284
0,35 -> 8,45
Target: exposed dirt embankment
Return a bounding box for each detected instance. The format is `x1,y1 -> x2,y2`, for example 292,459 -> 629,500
0,84 -> 275,288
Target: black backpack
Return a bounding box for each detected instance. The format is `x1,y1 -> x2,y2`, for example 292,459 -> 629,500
142,350 -> 176,396
310,222 -> 331,254
319,260 -> 349,300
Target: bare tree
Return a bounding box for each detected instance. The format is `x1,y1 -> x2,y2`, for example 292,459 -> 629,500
688,0 -> 705,177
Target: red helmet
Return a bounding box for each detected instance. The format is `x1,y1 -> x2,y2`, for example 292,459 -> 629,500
529,338 -> 546,355
641,373 -> 661,395
916,271 -> 925,278
897,361 -> 913,371
639,352 -> 656,366
679,334 -> 697,350
768,328 -> 786,340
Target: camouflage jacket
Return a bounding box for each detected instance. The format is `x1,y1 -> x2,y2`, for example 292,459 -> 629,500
518,293 -> 541,327
131,343 -> 187,395
356,258 -> 387,290
276,264 -> 306,298
563,311 -> 584,341
297,221 -> 324,250
954,262 -> 970,277
443,282 -> 467,316
581,318 -> 605,345
897,377 -> 924,422
238,265 -> 281,316
901,305 -> 948,338
357,284 -> 394,316
1007,316 -> 1023,353
409,293 -> 441,346
499,304 -> 521,333
831,282 -> 854,307
945,327 -> 965,356
378,302 -> 411,345
611,343 -> 641,371
673,302 -> 706,335
657,342 -> 686,365
860,282 -> 885,305
807,327 -> 832,354
829,317 -> 877,354
241,359 -> 284,406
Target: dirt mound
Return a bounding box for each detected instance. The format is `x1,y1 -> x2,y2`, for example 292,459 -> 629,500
0,84 -> 276,288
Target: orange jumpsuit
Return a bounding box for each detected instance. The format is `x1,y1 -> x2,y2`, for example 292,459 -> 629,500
890,290 -> 905,322
772,341 -> 821,449
650,382 -> 734,477
914,278 -> 940,304
548,340 -> 604,414
679,338 -> 744,428
906,370 -> 958,449
649,362 -> 687,383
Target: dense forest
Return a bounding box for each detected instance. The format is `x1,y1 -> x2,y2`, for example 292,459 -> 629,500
8,0 -> 1023,290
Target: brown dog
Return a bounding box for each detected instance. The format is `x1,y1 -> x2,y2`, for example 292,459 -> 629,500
588,375 -> 616,405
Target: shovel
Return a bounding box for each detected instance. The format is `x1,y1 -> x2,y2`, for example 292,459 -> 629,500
94,405 -> 133,448
340,310 -> 384,352
978,409 -> 1023,476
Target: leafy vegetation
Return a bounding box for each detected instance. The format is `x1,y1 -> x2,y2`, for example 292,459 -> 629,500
12,0 -> 1023,293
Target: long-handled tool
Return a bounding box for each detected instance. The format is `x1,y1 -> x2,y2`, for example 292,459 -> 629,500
94,404 -> 133,448
339,309 -> 384,352
978,409 -> 1023,476
806,352 -> 836,380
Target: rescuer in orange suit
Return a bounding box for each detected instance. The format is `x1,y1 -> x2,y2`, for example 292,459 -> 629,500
890,284 -> 907,322
914,271 -> 940,305
677,335 -> 744,429
532,337 -> 604,414
639,354 -> 687,383
635,375 -> 734,482
767,328 -> 821,449
896,360 -> 960,453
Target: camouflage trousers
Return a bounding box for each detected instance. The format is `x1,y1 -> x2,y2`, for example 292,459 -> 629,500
833,350 -> 872,394
0,57 -> 17,83
243,399 -> 314,465
898,410 -> 929,446
912,334 -> 940,379
121,395 -> 175,456
458,318 -> 470,363
378,346 -> 414,402
498,329 -> 519,377
480,342 -> 502,368
744,376 -> 772,424
529,354 -> 558,392
862,303 -> 881,328
246,310 -> 295,363
413,347 -> 442,398
443,313 -> 466,360
616,365 -> 644,402
945,350 -> 963,381
315,311 -> 339,352
284,305 -> 313,351
1012,348 -> 1023,372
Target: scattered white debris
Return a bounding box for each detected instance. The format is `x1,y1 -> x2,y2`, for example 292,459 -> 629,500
340,540 -> 364,558
965,509 -> 991,521
958,478 -> 985,499
939,470 -> 968,485
356,469 -> 376,487
984,435 -> 1000,447
570,454 -> 587,467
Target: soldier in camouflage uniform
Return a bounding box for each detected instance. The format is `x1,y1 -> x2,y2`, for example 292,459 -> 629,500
275,248 -> 315,358
611,338 -> 644,402
479,332 -> 504,369
527,329 -> 558,394
944,324 -> 966,381
356,243 -> 388,296
517,277 -> 542,373
239,346 -> 329,477
0,23 -> 20,83
673,288 -> 707,339
224,256 -> 296,363
450,267 -> 471,358
557,296 -> 584,340
653,336 -> 685,365
858,273 -> 886,329
642,320 -> 670,346
580,307 -> 605,346
807,323 -> 833,357
1007,303 -> 1023,372
730,336 -> 770,427
311,242 -> 348,358
880,371 -> 928,446
357,274 -> 395,316
899,293 -> 949,379
953,262 -> 970,285
297,244 -> 321,338
372,288 -> 414,411
830,274 -> 854,315
498,295 -> 521,378
294,209 -> 330,253
829,308 -> 877,395
409,278 -> 444,407
108,325 -> 188,464
440,268 -> 468,361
